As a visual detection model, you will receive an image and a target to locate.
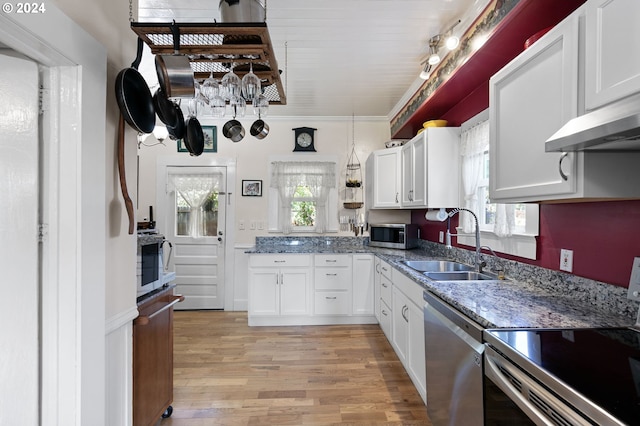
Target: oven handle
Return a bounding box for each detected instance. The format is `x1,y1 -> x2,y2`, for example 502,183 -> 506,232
485,350 -> 557,425
485,348 -> 593,426
135,294 -> 184,326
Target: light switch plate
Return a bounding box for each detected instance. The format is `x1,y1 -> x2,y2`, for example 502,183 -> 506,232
627,257 -> 640,301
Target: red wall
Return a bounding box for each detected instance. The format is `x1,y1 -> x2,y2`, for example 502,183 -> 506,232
403,0 -> 639,288
412,200 -> 640,287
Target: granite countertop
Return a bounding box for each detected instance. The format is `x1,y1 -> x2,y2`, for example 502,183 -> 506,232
247,239 -> 637,330
381,252 -> 634,329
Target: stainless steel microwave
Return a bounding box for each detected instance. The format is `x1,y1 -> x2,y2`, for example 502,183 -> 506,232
369,224 -> 419,249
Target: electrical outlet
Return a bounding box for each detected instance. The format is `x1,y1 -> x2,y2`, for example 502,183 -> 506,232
439,231 -> 444,243
257,221 -> 264,230
560,249 -> 573,272
250,220 -> 256,230
239,220 -> 245,230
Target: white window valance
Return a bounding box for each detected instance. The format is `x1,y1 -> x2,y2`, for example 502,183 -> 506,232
270,161 -> 336,234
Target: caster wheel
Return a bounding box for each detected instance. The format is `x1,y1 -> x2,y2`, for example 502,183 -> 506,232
162,405 -> 173,418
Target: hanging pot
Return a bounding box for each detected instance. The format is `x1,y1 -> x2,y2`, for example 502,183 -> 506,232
250,118 -> 269,139
153,87 -> 180,128
223,119 -> 245,142
155,23 -> 195,98
115,38 -> 155,134
184,116 -> 205,156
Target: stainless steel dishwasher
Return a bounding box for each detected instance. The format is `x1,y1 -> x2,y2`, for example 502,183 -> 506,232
424,291 -> 485,426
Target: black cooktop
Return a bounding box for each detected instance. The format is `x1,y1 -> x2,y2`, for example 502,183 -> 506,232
486,327 -> 640,425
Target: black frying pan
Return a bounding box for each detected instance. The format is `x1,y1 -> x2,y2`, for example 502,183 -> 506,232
115,38 -> 155,134
184,116 -> 204,156
167,107 -> 186,140
153,87 -> 180,128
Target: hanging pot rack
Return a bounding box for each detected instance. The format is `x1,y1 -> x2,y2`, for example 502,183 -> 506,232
130,21 -> 286,105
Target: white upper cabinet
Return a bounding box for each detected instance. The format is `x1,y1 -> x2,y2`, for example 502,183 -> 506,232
490,11 -> 580,202
400,127 -> 460,209
366,147 -> 402,209
585,0 -> 640,110
490,5 -> 640,203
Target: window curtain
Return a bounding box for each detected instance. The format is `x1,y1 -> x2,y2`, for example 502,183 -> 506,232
168,173 -> 222,237
270,161 -> 336,234
460,120 -> 489,233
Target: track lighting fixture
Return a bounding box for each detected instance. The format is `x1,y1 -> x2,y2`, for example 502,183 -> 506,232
419,19 -> 462,79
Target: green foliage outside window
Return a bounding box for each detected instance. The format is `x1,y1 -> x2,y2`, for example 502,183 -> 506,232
291,185 -> 315,227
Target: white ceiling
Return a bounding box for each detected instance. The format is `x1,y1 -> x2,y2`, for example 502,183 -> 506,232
138,0 -> 490,118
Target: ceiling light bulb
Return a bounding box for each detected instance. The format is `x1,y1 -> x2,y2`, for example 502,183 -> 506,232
445,35 -> 460,50
428,53 -> 441,65
420,69 -> 431,80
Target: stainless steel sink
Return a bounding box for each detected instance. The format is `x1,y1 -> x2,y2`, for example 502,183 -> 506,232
402,260 -> 474,273
423,271 -> 498,281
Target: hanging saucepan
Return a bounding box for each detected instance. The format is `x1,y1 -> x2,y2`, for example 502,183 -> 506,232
155,23 -> 195,98
184,116 -> 205,156
250,118 -> 269,139
223,119 -> 245,142
115,38 -> 155,134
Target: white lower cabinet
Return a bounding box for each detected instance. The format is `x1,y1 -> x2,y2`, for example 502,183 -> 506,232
248,253 -> 375,326
248,255 -> 311,323
390,270 -> 427,404
314,254 -> 352,316
352,254 -> 374,315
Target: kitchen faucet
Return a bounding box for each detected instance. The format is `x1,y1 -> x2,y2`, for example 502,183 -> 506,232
445,208 -> 483,273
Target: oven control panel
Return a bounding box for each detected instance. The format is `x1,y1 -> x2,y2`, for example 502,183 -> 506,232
626,257 -> 640,302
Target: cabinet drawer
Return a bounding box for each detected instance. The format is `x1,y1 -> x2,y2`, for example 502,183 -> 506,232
379,299 -> 392,339
315,268 -> 351,290
379,260 -> 392,280
315,291 -> 351,315
315,254 -> 351,267
249,254 -> 311,268
380,274 -> 392,306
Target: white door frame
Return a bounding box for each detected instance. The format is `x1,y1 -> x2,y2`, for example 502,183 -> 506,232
0,7 -> 107,426
156,155 -> 237,310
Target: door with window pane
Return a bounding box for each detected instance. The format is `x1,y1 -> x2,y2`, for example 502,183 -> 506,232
165,166 -> 226,310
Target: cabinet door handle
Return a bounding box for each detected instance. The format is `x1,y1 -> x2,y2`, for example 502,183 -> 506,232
381,309 -> 388,316
274,260 -> 286,263
135,294 -> 185,326
381,266 -> 388,273
326,273 -> 338,276
326,296 -> 337,300
395,192 -> 399,203
376,263 -> 380,273
402,305 -> 409,323
381,282 -> 388,288
325,259 -> 337,263
558,152 -> 569,181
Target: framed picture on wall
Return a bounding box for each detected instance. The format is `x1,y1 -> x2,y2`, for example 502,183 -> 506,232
176,126 -> 217,153
242,180 -> 262,197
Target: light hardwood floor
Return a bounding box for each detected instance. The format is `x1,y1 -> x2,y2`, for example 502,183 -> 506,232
158,311 -> 431,425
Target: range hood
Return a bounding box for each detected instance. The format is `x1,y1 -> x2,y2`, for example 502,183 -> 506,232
545,94 -> 640,152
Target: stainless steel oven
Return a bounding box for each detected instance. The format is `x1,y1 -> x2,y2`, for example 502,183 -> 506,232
484,328 -> 639,425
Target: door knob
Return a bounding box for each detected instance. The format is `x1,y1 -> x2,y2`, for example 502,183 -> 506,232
218,237 -> 222,242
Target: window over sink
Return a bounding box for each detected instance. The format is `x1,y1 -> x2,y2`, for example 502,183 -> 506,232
458,110 -> 539,260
